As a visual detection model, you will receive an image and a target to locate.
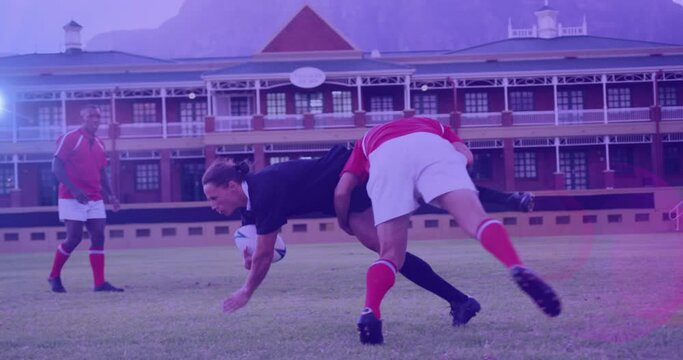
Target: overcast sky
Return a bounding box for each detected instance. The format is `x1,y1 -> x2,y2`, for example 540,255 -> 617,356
0,0 -> 183,55
0,0 -> 682,55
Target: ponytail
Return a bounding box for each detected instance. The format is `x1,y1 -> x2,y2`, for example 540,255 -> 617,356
202,159 -> 250,187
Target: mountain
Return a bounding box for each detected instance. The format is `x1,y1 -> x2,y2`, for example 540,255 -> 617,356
86,0 -> 683,58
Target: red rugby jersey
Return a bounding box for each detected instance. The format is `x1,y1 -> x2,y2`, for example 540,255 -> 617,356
54,128 -> 107,201
341,117 -> 462,183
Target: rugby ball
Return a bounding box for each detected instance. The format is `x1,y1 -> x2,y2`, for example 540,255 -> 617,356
233,225 -> 287,263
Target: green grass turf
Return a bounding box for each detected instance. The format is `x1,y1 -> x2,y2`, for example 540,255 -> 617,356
1,234 -> 683,359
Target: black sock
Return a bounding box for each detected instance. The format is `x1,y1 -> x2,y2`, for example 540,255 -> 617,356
400,252 -> 469,304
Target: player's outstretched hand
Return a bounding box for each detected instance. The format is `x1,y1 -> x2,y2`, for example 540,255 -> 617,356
223,288 -> 250,313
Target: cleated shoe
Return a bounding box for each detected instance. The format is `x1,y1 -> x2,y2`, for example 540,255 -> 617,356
511,266 -> 561,317
450,296 -> 481,326
94,281 -> 125,292
357,308 -> 383,345
48,277 -> 67,293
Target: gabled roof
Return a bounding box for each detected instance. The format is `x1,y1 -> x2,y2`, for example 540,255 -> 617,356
1,71 -> 204,88
205,59 -> 411,78
0,51 -> 173,69
447,36 -> 682,56
260,5 -> 357,53
413,54 -> 683,76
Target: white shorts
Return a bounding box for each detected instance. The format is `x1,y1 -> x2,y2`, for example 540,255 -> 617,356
58,199 -> 107,222
367,132 -> 477,225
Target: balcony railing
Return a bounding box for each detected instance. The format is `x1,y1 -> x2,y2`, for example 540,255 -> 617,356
65,124 -> 110,139
314,113 -> 354,129
557,109 -> 604,125
662,106 -> 683,121
264,115 -> 304,130
607,107 -> 651,123
513,111 -> 554,126
366,111 -> 403,126
420,113 -> 450,125
118,123 -> 163,139
167,122 -> 204,138
461,112 -> 502,127
16,126 -> 62,142
1,106 -> 671,143
215,116 -> 252,132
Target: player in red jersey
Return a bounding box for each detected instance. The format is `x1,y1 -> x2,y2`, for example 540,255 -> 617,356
335,117 -> 561,345
47,105 -> 123,293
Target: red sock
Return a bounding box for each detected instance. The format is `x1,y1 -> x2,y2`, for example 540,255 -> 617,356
89,247 -> 105,287
477,219 -> 522,268
364,259 -> 397,319
49,244 -> 71,279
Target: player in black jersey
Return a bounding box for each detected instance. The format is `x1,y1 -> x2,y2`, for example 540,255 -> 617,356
203,145 -> 532,320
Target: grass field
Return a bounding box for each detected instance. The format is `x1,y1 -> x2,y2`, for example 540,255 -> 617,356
1,234 -> 683,360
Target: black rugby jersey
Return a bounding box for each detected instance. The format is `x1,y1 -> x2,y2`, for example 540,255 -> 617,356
241,145 -> 371,235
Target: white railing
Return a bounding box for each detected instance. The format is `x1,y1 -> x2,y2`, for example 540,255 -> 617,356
662,106 -> 683,121
215,116 -> 252,132
314,113 -> 354,129
461,112 -> 502,127
16,126 -> 62,142
264,114 -> 304,130
421,113 -> 450,125
557,109 -> 604,125
167,122 -> 204,138
669,200 -> 683,231
560,26 -> 587,36
513,111 -> 555,126
607,107 -> 651,123
366,111 -> 403,126
118,123 -> 163,139
509,27 -> 536,38
65,124 -> 110,139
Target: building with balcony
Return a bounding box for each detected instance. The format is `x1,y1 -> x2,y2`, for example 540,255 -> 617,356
1,3 -> 682,250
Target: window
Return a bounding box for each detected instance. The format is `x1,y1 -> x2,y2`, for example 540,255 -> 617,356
557,90 -> 584,110
37,106 -> 62,126
231,97 -> 251,116
133,103 -> 157,123
181,162 -> 205,201
610,147 -> 634,175
295,93 -> 323,114
266,93 -> 287,115
369,96 -> 394,112
607,88 -> 631,108
413,94 -> 438,115
99,104 -> 113,124
464,92 -> 488,113
37,106 -> 63,139
0,165 -> 14,194
469,152 -> 493,180
509,91 -> 534,111
215,96 -> 252,116
135,163 -> 160,190
659,87 -> 678,107
664,145 -> 681,175
424,219 -> 439,228
514,151 -> 537,179
179,102 -> 207,122
332,91 -> 353,113
560,151 -> 588,190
